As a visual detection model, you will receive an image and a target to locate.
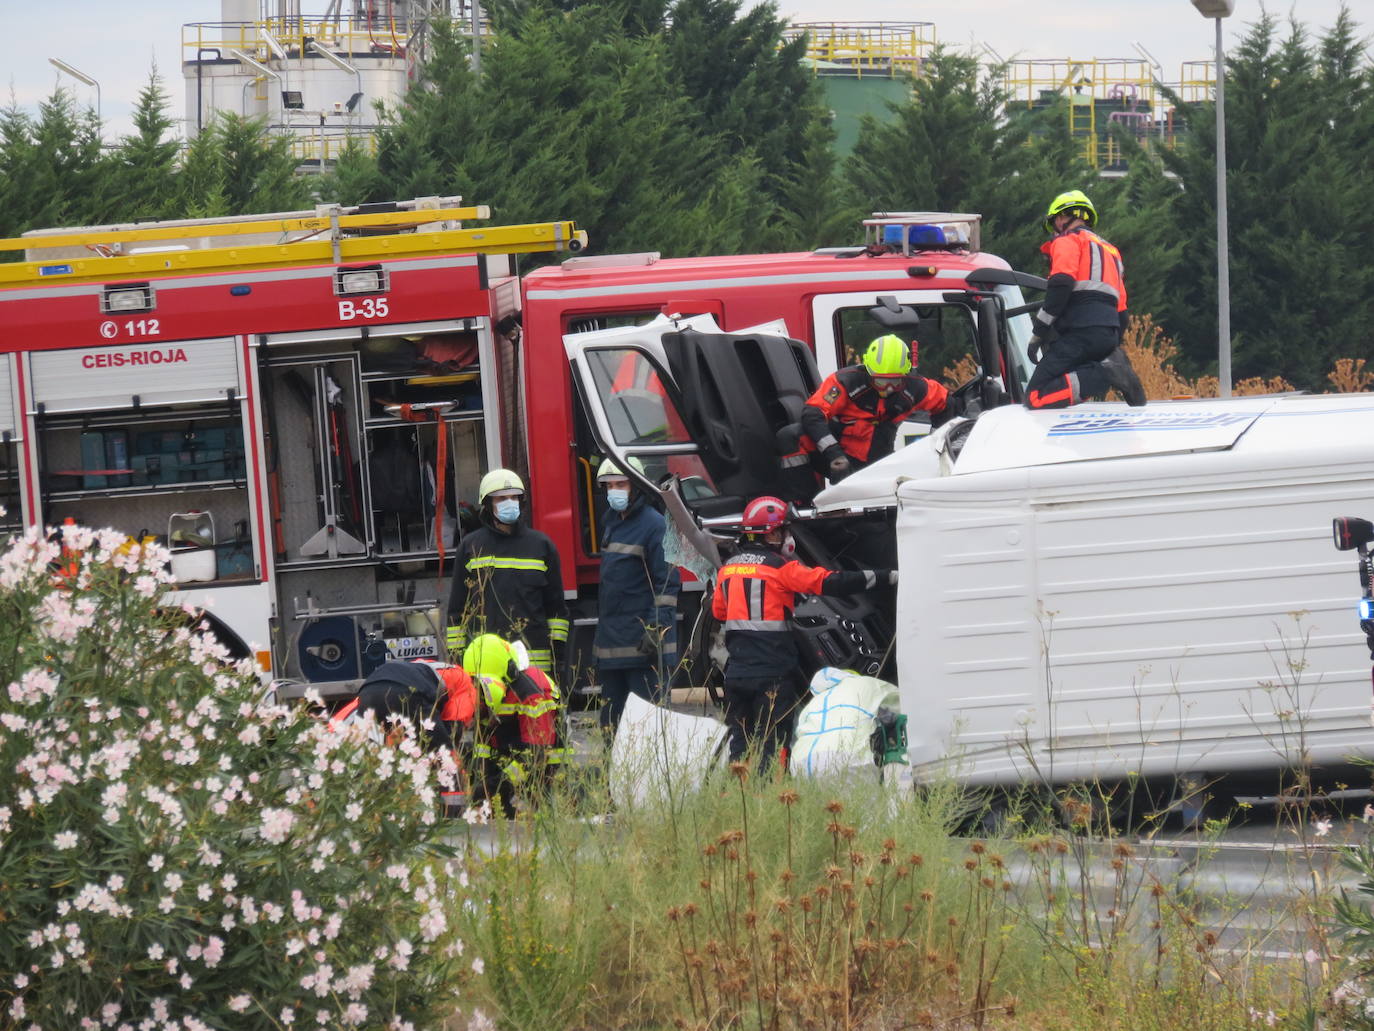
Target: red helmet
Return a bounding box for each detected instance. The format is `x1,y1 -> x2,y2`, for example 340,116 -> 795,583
741,496 -> 788,533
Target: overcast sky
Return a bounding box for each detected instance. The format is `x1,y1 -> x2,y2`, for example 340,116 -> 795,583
3,1 -> 1362,139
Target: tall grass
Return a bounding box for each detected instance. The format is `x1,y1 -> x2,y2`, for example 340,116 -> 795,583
448,754 -> 1334,1031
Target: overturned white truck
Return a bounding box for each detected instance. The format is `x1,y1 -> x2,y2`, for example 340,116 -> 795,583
815,395 -> 1374,788
567,278 -> 1374,791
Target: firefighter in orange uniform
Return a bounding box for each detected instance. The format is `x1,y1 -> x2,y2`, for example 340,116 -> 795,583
1025,190 -> 1146,409
711,496 -> 897,770
800,333 -> 948,481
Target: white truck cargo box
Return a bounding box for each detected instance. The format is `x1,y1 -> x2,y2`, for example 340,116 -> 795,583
818,395 -> 1374,786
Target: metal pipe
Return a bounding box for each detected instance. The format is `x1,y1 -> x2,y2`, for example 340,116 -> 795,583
1214,15 -> 1232,397
471,0 -> 482,77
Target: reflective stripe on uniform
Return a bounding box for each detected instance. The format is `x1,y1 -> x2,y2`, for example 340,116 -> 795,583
780,453 -> 811,468
595,644 -> 644,659
862,570 -> 877,589
724,618 -> 789,631
815,433 -> 839,451
1035,308 -> 1057,327
547,617 -> 570,640
1072,280 -> 1120,300
653,594 -> 675,607
603,541 -> 645,557
466,556 -> 549,572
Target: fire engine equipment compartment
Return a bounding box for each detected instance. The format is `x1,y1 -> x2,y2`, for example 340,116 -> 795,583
263,322 -> 499,698
31,335 -> 253,591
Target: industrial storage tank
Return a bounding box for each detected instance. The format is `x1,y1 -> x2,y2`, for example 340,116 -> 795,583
182,1 -> 470,168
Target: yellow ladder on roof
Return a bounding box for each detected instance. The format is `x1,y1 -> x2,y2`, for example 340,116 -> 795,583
0,200 -> 588,288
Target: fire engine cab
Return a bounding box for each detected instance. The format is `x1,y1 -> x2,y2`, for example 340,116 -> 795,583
531,216 -> 1043,680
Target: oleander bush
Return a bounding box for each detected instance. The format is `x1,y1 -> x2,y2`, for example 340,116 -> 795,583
0,523 -> 469,1030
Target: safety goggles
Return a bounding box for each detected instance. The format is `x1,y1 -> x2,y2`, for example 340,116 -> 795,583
871,374 -> 906,393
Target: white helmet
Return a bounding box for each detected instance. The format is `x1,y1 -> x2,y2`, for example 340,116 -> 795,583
596,455 -> 646,482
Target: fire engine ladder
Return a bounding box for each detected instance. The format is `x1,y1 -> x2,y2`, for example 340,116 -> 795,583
0,197 -> 589,287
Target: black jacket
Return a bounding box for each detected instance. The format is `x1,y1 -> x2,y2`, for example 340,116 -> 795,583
446,511 -> 569,669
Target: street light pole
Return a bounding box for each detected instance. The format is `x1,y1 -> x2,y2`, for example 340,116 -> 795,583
48,58 -> 101,123
1191,0 -> 1234,397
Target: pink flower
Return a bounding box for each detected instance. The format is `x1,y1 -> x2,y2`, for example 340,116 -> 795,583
259,807 -> 296,844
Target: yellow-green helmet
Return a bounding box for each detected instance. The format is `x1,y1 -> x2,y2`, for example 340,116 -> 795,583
1044,190 -> 1097,233
462,633 -> 515,681
862,334 -> 912,376
477,468 -> 524,503
596,455 -> 646,482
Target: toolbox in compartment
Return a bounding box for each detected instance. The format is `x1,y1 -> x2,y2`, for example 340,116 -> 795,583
128,421 -> 246,486
80,431 -> 107,489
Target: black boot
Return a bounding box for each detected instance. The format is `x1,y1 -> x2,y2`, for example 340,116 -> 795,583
1102,347 -> 1146,406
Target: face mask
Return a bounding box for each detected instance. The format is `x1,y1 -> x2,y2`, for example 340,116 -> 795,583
494,499 -> 521,525
606,489 -> 630,512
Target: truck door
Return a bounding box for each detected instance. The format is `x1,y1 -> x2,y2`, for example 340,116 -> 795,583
564,314 -> 812,514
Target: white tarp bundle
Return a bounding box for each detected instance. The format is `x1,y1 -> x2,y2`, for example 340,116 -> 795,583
609,692 -> 728,809
791,667 -> 901,779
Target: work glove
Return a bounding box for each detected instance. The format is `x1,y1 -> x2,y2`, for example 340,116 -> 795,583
828,454 -> 851,477
637,628 -> 660,658
1027,335 -> 1046,365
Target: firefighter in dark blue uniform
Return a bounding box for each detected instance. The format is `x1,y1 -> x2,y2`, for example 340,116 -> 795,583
593,456 -> 681,733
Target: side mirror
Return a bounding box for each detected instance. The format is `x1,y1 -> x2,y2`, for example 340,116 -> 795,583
869,295 -> 921,337
1333,516 -> 1374,551
976,296 -> 1002,384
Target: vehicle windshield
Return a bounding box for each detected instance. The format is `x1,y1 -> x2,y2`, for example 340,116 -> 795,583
833,302 -> 977,378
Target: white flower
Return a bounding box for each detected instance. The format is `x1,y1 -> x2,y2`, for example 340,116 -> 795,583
462,801 -> 492,826
148,854 -> 164,871
228,995 -> 251,1013
1314,819 -> 1333,838
471,956 -> 484,975
54,831 -> 79,850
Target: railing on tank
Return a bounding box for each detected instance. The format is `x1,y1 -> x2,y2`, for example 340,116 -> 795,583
783,21 -> 935,78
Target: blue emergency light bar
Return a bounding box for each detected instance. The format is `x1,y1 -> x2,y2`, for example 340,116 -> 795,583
883,224 -> 946,248
1359,598 -> 1373,620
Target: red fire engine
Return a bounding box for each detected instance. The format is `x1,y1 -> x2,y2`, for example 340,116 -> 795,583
0,202 -> 1041,696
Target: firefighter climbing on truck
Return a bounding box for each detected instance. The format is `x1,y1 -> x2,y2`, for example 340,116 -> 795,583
1025,190 -> 1146,409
